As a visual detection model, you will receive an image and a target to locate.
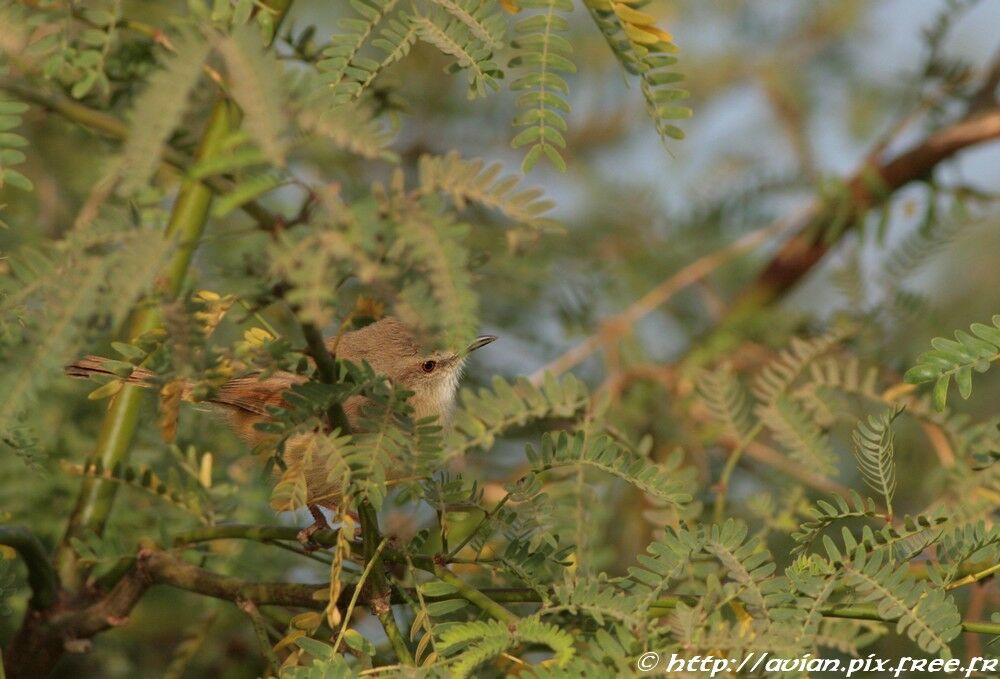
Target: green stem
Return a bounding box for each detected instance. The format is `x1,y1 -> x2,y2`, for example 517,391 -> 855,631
712,422 -> 763,522
945,562 -> 1000,590
174,523 -> 342,548
961,620 -> 1000,635
0,80 -> 276,229
301,322 -> 352,433
358,501 -> 414,665
56,98 -> 240,590
819,604 -> 1000,635
447,493 -> 510,559
55,0 -> 295,591
333,537 -> 388,654
432,562 -> 518,624
0,525 -> 57,610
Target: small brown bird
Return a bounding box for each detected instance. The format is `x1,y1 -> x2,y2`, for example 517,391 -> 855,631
66,317 -> 497,524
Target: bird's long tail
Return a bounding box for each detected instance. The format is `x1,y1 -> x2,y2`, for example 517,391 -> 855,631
64,356 -> 156,386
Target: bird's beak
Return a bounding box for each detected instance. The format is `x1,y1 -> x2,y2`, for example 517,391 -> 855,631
465,335 -> 498,355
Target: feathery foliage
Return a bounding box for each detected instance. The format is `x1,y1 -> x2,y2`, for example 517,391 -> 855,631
697,363 -> 756,442
852,406 -> 902,518
439,617 -> 575,677
418,152 -> 561,233
792,492 -> 881,555
508,0 -> 575,172
0,96 -> 31,194
905,313 -> 1000,410
525,431 -> 694,507
753,328 -> 853,404
393,195 -> 478,349
443,373 -> 590,462
217,24 -> 290,166
582,0 -> 690,142
757,395 -> 837,476
2,2 -> 998,676
118,30 -> 210,195
430,0 -> 506,50
318,0 -> 403,103
413,9 -> 502,99
824,540 -> 963,657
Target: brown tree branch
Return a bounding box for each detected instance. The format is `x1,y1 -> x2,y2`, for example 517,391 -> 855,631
2,548 -> 323,678
530,100 -> 1000,385
528,212 -> 807,384
4,555 -> 149,679
735,106 -> 1000,313
0,526 -> 58,611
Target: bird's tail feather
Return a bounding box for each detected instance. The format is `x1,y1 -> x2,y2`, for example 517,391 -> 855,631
64,355 -> 155,386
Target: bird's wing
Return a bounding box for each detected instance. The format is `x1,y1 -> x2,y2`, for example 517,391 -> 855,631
209,372 -> 307,416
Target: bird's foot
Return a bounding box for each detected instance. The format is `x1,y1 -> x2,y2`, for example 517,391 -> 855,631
296,504 -> 331,552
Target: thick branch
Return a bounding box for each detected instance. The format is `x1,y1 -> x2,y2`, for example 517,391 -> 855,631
3,557 -> 148,679
737,106 -> 1000,312
145,550 -> 324,608
530,105 -> 1000,384
358,501 -> 414,665
55,99 -> 242,593
0,526 -> 57,610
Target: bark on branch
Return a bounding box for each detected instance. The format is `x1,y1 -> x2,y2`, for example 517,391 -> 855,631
2,549 -> 325,678
0,525 -> 58,610
738,106 -> 1000,312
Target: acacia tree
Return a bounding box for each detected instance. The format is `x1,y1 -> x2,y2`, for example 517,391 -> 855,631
1,1 -> 999,677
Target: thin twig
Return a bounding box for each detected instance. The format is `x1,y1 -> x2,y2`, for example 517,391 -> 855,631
447,493 -> 511,559
712,422 -> 763,522
332,537 -> 388,654
528,211 -> 807,385
946,562 -> 1000,591
432,561 -> 517,624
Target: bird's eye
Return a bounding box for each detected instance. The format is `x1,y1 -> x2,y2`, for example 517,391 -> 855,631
421,360 -> 437,373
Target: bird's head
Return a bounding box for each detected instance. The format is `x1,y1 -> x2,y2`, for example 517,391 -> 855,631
331,317 -> 496,420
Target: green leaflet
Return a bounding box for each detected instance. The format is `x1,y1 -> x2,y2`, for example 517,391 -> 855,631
508,0 -> 575,172
418,152 -> 562,233
852,406 -> 903,517
216,23 -> 290,166
412,10 -> 502,100
828,542 -> 962,657
118,30 -> 210,196
0,97 -> 31,193
525,430 -> 695,507
697,363 -> 757,442
905,314 -> 1000,410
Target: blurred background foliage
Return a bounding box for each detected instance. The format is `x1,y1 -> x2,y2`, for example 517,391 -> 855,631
1,0 -> 999,677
